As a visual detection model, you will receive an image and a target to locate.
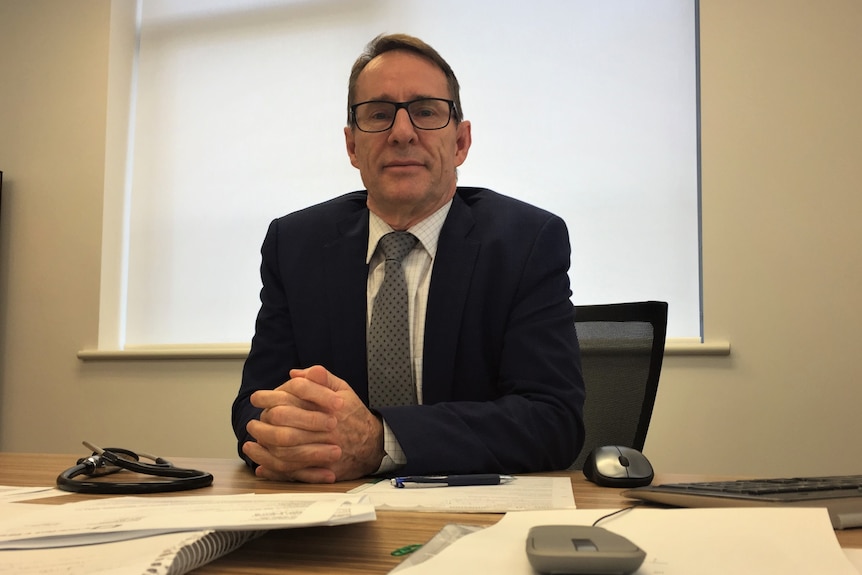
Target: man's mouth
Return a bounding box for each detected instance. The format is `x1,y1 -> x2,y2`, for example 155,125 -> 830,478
385,160 -> 424,169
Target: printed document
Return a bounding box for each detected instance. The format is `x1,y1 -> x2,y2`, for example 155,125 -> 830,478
349,475 -> 574,512
0,493 -> 375,549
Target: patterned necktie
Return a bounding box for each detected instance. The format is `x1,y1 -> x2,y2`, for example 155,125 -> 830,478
368,231 -> 419,408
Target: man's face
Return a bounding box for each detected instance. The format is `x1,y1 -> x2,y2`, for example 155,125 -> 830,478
344,50 -> 471,230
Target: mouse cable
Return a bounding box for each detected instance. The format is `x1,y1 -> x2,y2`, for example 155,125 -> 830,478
591,502 -> 644,527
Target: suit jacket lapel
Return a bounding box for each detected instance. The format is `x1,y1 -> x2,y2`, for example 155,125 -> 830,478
324,208 -> 371,401
423,193 -> 480,403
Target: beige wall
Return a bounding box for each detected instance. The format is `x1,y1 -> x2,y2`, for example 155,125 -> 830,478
1,0 -> 860,475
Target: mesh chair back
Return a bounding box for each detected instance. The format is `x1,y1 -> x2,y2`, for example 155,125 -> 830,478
569,301 -> 668,470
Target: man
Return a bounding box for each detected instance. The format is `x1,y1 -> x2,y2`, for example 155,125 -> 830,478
231,33 -> 585,483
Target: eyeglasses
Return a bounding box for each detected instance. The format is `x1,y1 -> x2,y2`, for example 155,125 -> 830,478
350,98 -> 456,133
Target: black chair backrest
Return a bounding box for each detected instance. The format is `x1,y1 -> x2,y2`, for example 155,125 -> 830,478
569,301 -> 668,470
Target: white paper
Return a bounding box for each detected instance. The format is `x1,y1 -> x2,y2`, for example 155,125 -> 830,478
349,475 -> 575,512
0,503 -> 41,523
0,493 -> 375,549
843,548 -> 862,573
0,486 -> 64,503
392,507 -> 859,575
0,530 -> 260,575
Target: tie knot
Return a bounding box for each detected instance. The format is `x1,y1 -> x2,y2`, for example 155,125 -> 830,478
379,232 -> 418,263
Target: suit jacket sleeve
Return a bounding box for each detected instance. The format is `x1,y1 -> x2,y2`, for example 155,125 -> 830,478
231,192 -> 372,467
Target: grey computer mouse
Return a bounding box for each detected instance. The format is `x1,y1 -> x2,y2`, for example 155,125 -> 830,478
526,525 -> 646,575
583,445 -> 654,488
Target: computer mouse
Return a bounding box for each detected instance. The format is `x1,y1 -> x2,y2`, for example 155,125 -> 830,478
526,524 -> 646,575
583,445 -> 654,488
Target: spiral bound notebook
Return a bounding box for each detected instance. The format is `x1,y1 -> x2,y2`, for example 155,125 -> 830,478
0,528 -> 263,574
148,530 -> 264,575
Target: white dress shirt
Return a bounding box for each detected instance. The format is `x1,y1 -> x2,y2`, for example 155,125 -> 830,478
366,200 -> 452,470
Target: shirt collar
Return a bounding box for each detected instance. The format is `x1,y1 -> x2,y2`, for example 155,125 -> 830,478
366,200 -> 453,264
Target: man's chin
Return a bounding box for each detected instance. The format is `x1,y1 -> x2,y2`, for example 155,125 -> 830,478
368,185 -> 431,213
375,178 -> 429,200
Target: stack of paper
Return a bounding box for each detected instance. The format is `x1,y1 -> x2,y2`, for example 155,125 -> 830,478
0,492 -> 376,574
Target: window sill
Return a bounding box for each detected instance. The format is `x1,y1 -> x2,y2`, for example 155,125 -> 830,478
665,338 -> 730,356
77,339 -> 730,361
77,344 -> 251,361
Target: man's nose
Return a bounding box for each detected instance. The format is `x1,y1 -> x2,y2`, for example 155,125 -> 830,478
388,108 -> 416,142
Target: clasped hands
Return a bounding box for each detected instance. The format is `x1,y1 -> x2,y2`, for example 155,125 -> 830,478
243,365 -> 385,483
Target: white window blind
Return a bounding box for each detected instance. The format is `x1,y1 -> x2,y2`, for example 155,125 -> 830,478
113,0 -> 701,347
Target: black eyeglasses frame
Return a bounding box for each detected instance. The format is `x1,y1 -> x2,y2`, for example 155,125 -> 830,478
349,98 -> 457,133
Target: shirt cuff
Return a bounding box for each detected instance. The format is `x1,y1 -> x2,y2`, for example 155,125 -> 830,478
374,417 -> 406,475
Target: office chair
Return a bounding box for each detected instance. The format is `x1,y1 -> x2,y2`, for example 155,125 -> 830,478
569,301 -> 668,470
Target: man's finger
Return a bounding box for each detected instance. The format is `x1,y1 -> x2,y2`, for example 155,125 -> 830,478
243,439 -> 341,478
280,372 -> 344,412
249,389 -> 292,409
260,404 -> 337,432
290,365 -> 346,393
255,464 -> 337,484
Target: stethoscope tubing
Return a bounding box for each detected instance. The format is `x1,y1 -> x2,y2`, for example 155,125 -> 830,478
56,443 -> 213,494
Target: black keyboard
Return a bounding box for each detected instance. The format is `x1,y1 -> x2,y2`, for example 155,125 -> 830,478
623,475 -> 862,529
648,475 -> 862,500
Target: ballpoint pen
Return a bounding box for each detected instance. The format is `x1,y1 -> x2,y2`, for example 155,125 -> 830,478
390,474 -> 515,488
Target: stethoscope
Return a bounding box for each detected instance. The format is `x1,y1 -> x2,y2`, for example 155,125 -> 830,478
56,441 -> 214,494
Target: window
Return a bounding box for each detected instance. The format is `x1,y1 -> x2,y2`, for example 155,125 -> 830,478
101,0 -> 701,348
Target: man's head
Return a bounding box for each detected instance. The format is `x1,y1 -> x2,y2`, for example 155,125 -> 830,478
344,34 -> 472,230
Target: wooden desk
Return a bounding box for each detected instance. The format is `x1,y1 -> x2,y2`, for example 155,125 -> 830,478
2,452 -> 860,574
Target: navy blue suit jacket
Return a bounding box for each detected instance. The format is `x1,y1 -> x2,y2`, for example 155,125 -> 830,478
232,187 -> 585,475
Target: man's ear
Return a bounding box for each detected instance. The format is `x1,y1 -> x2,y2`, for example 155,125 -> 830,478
344,126 -> 360,169
454,120 -> 472,168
